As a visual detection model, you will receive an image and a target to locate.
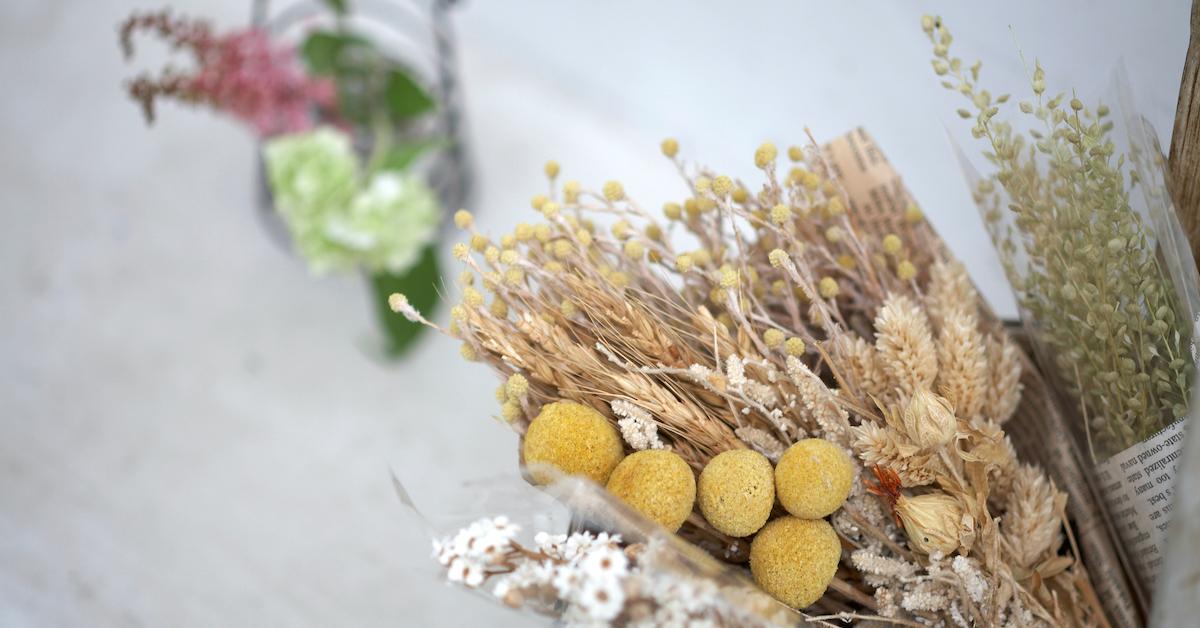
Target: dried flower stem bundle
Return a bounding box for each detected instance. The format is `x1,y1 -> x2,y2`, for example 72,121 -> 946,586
923,15 -> 1194,460
399,134 -> 1107,625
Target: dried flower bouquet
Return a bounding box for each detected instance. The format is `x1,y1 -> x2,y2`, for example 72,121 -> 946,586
396,129 -> 1111,625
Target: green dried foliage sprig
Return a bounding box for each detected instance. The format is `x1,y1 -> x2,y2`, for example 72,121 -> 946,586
924,15 -> 1193,459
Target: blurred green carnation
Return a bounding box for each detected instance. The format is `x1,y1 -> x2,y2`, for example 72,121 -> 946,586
264,126 -> 440,274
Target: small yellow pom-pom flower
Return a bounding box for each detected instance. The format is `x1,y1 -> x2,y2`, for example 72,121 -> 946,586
696,197 -> 716,213
837,254 -> 856,270
531,194 -> 549,211
905,203 -> 923,223
602,180 -> 625,202
662,202 -> 682,220
763,328 -> 785,349
827,196 -> 845,215
505,373 -> 529,399
484,246 -> 500,264
494,384 -> 509,403
768,248 -> 790,269
499,249 -> 519,265
754,142 -> 778,168
675,254 -> 694,273
533,224 -> 552,243
541,201 -> 560,219
750,516 -> 841,608
818,276 -> 839,299
732,187 -> 749,204
882,233 -> 903,255
470,234 -> 489,252
452,242 -> 469,261
787,145 -> 804,161
523,401 -> 625,485
504,268 -> 525,285
606,450 -> 696,533
775,438 -> 854,519
608,271 -> 630,289
897,260 -> 917,281
500,400 -> 521,423
785,337 -> 806,356
611,220 -> 632,239
770,204 -> 792,226
463,286 -> 484,307
551,239 -> 571,260
459,343 -> 478,361
771,280 -> 787,297
513,223 -> 533,241
683,198 -> 700,219
453,209 -> 474,229
575,229 -> 592,247
691,248 -> 712,266
458,270 -> 474,286
718,264 -> 738,288
560,299 -> 577,317
450,305 -> 467,322
543,160 -> 560,178
500,234 -> 516,249
489,298 -> 509,318
644,224 -> 663,242
713,178 -> 735,197
624,240 -> 645,259
824,227 -> 842,243
709,286 -> 727,305
661,137 -> 679,158
563,180 -> 581,203
698,450 -> 775,537
694,176 -> 711,194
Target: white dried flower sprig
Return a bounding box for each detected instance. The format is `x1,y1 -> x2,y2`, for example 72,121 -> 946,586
434,518 -> 802,627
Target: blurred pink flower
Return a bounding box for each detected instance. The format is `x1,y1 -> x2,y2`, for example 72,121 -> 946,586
121,10 -> 338,137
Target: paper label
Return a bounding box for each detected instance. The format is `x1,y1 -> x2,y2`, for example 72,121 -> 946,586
1095,418 -> 1187,589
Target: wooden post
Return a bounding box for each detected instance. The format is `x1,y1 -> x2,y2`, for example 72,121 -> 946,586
1169,0 -> 1200,269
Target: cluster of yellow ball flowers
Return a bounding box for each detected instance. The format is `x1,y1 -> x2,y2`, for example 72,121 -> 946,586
523,400 -> 854,610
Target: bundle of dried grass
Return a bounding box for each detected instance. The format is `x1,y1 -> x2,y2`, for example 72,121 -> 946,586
395,135 -> 1109,626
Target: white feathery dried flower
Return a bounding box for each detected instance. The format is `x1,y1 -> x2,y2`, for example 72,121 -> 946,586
611,399 -> 663,450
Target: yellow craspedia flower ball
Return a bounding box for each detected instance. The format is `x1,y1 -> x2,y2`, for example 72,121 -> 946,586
523,401 -> 624,486
697,449 -> 775,537
775,438 -> 853,519
606,450 -> 696,532
750,516 -> 841,608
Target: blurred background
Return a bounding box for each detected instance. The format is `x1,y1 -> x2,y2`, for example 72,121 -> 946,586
0,0 -> 1190,625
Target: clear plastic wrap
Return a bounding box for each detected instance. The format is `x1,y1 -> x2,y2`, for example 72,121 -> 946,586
396,470 -> 802,627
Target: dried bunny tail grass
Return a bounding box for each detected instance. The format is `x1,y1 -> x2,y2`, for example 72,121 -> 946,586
827,331 -> 890,405
984,335 -> 1023,425
1003,464 -> 1066,570
873,294 -> 938,397
850,422 -> 936,487
935,308 -> 989,421
925,259 -> 978,325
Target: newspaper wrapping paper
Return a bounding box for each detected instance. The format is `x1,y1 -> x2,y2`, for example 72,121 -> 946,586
823,127 -> 1139,627
1095,419 -> 1186,591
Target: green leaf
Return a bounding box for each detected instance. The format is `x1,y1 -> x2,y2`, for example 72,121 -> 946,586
378,137 -> 449,172
322,0 -> 349,15
385,69 -> 435,120
300,30 -> 371,76
368,245 -> 440,358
